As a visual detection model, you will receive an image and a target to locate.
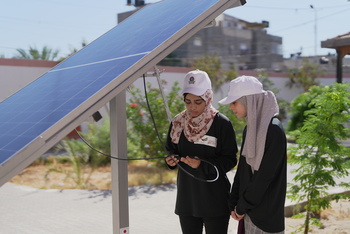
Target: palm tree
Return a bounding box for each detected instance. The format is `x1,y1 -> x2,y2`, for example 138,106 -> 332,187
14,46 -> 59,61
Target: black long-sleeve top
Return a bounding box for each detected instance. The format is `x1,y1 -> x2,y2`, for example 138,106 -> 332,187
229,117 -> 287,232
166,112 -> 238,217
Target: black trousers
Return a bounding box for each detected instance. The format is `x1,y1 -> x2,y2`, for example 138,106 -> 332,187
179,215 -> 230,234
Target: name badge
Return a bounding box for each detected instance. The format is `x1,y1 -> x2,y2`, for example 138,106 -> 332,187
194,135 -> 217,148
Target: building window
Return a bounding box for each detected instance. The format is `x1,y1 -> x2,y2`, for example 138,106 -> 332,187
193,37 -> 202,47
228,45 -> 235,54
240,43 -> 248,55
271,44 -> 283,55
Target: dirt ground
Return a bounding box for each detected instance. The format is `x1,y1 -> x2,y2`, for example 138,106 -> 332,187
10,164 -> 113,190
285,199 -> 350,233
9,164 -> 350,234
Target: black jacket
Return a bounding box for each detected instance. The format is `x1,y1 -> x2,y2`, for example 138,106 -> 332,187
229,117 -> 287,232
166,112 -> 238,217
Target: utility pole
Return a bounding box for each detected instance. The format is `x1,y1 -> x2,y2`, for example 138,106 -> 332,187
310,5 -> 317,56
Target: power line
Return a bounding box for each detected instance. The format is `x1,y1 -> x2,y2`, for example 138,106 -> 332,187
239,4 -> 349,11
271,7 -> 350,34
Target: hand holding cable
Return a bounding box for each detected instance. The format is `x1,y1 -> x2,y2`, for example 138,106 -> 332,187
181,156 -> 200,169
166,155 -> 201,169
166,154 -> 179,167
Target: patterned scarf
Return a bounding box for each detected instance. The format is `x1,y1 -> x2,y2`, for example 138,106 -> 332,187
170,89 -> 218,144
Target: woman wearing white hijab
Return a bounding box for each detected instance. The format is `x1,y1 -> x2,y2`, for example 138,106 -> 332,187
219,76 -> 287,234
165,70 -> 238,234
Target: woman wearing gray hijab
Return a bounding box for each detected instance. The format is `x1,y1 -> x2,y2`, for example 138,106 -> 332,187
219,76 -> 287,233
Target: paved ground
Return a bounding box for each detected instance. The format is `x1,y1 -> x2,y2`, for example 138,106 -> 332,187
0,182 -> 182,234
0,176 -> 238,234
1,167 -> 349,234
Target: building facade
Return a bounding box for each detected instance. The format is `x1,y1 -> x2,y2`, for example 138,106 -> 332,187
118,11 -> 284,72
171,14 -> 283,71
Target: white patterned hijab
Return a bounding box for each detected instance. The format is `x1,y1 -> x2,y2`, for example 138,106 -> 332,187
170,89 -> 218,144
238,91 -> 279,171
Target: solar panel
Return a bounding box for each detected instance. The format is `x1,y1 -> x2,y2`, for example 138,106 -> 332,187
0,0 -> 245,186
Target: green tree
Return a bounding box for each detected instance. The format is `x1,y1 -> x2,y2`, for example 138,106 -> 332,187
288,83 -> 350,233
286,58 -> 324,92
190,53 -> 238,92
126,80 -> 185,166
14,45 -> 59,61
287,85 -> 326,131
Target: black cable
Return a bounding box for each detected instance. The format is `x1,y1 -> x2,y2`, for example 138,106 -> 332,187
77,127 -> 218,182
141,75 -> 219,182
76,128 -> 218,183
74,75 -> 219,182
142,74 -> 164,147
75,129 -> 166,161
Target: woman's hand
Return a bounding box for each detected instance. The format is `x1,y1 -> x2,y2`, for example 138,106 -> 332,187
231,207 -> 245,221
181,156 -> 201,169
166,155 -> 179,167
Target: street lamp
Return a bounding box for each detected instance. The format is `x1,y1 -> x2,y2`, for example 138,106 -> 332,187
310,5 -> 317,56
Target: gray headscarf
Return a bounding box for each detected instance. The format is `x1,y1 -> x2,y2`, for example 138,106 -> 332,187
238,91 -> 279,172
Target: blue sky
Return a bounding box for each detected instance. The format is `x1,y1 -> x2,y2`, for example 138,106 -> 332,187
1,0 -> 349,59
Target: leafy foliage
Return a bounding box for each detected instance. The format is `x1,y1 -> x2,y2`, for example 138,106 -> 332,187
288,85 -> 328,131
48,120 -> 113,189
14,46 -> 59,61
286,58 -> 324,92
78,121 -> 112,166
190,53 -> 238,92
46,138 -> 94,189
126,80 -> 185,166
287,83 -> 350,233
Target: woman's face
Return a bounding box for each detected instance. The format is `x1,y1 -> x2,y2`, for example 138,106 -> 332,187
229,100 -> 247,118
184,93 -> 206,118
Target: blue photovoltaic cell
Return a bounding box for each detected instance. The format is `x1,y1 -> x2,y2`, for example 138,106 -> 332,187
0,0 -> 244,181
0,54 -> 145,162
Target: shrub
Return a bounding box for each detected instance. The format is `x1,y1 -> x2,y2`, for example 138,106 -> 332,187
287,85 -> 326,131
126,80 -> 185,166
287,83 -> 350,233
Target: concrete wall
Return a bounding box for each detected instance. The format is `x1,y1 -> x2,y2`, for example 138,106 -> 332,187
1,59 -> 349,121
0,58 -> 59,102
130,67 -> 350,107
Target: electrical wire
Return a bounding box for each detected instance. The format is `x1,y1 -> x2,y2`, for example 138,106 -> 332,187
140,74 -> 219,182
75,129 -> 166,161
77,128 -> 218,183
75,74 -> 219,183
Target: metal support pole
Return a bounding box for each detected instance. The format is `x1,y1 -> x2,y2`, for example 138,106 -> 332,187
336,49 -> 343,83
110,91 -> 129,234
154,66 -> 172,123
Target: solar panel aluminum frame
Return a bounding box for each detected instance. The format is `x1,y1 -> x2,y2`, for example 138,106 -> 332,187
0,0 -> 246,186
